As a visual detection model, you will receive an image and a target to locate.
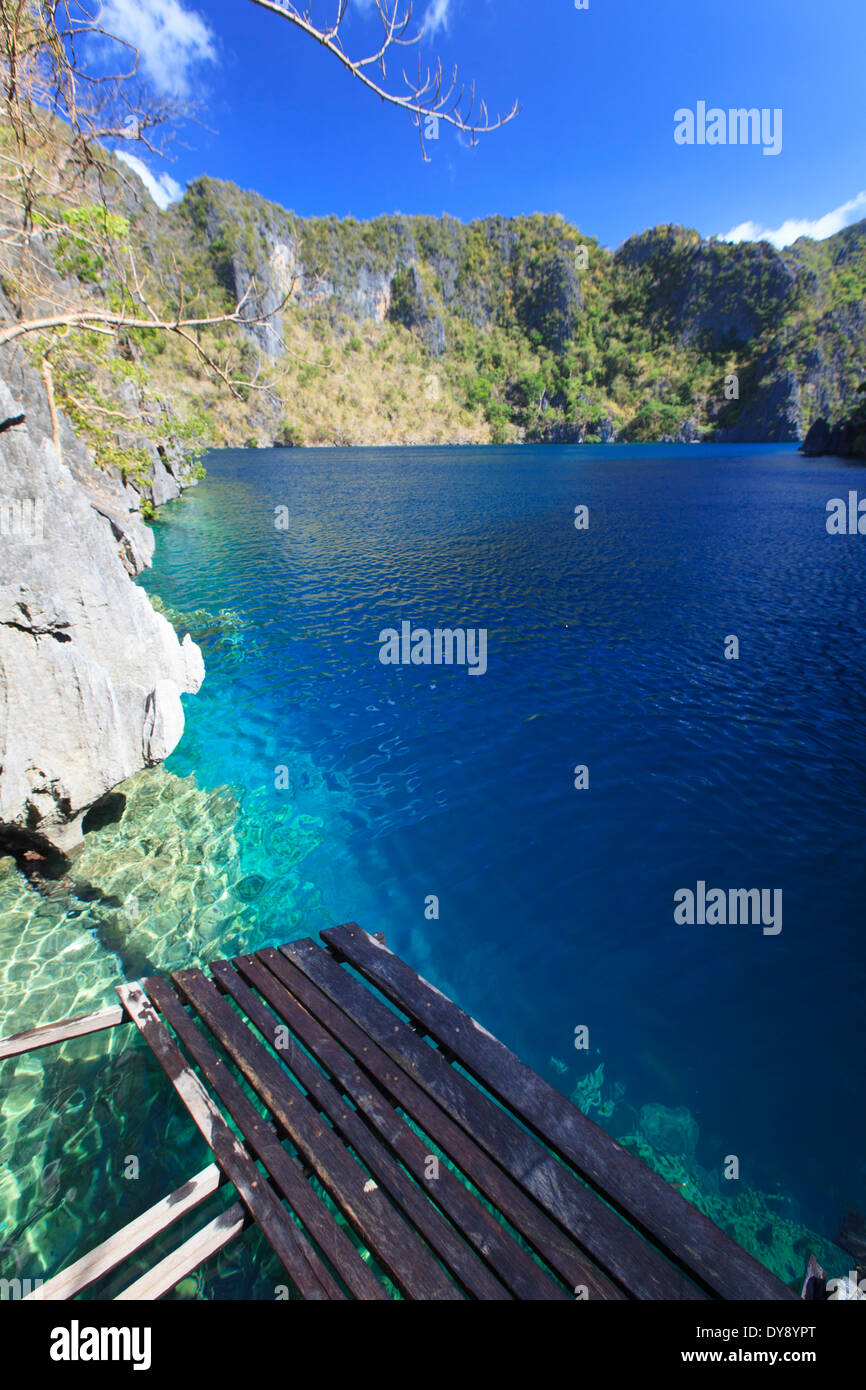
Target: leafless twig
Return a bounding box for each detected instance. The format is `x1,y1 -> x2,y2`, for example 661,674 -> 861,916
249,0 -> 520,158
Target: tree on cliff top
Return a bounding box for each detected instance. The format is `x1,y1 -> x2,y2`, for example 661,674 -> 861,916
0,0 -> 517,454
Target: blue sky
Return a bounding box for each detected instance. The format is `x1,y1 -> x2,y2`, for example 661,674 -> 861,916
103,0 -> 865,249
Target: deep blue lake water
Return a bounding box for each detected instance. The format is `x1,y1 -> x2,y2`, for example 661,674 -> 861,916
4,439 -> 862,1297
135,441 -> 865,1265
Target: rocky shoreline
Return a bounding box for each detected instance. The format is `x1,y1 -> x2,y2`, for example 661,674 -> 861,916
0,351 -> 204,856
800,411 -> 866,459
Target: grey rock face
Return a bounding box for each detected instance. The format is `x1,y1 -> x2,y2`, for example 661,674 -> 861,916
0,361 -> 204,854
679,243 -> 797,350
714,368 -> 803,443
801,417 -> 833,455
531,414 -> 618,444
801,413 -> 866,458
529,420 -> 587,444
592,417 -> 617,443
615,228 -> 799,351
387,263 -> 446,357
514,245 -> 583,353
149,456 -> 180,508
175,176 -> 866,444
661,419 -> 702,444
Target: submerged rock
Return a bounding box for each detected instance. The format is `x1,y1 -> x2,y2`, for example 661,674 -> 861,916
638,1102 -> 699,1158
0,765 -> 245,1034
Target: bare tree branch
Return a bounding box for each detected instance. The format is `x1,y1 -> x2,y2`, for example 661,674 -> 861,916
0,0 -> 518,435
248,0 -> 520,150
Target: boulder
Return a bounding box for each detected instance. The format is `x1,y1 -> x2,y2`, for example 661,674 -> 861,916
801,417 -> 833,456
801,413 -> 866,459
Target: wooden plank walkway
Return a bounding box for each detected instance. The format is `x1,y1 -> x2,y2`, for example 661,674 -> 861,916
110,925 -> 794,1301
1,923 -> 799,1300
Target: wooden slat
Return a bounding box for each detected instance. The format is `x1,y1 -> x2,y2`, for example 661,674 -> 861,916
115,1202 -> 247,1301
323,923 -> 796,1302
282,938 -> 700,1301
170,966 -> 464,1302
246,949 -> 622,1300
0,1005 -> 126,1060
24,1164 -> 223,1301
116,982 -> 339,1301
219,954 -> 526,1300
143,973 -> 385,1302
262,948 -> 625,1300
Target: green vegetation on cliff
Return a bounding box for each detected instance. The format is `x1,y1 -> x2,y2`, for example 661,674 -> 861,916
147,178 -> 866,451
7,135 -> 866,472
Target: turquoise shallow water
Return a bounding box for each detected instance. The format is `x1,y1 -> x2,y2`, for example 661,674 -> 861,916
2,441 -> 864,1294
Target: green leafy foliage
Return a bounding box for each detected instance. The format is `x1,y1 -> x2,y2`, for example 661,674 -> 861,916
53,204 -> 130,282
23,140 -> 866,467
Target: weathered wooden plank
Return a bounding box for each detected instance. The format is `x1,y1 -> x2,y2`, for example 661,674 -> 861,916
171,966 -> 464,1302
114,1202 -> 247,1301
116,982 -> 338,1301
220,954 -> 526,1300
144,973 -> 385,1302
249,948 -> 623,1301
323,924 -> 796,1302
282,938 -> 700,1301
24,1164 -> 223,1301
0,1005 -> 127,1060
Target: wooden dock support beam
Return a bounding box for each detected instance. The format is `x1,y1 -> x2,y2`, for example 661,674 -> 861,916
24,1164 -> 225,1300
114,1203 -> 247,1301
0,1004 -> 128,1060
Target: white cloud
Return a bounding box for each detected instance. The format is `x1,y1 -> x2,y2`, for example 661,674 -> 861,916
720,190 -> 866,249
99,0 -> 217,97
116,150 -> 184,209
423,0 -> 453,35
354,0 -> 453,36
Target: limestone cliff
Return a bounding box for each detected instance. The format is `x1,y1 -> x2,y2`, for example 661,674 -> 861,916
174,179 -> 866,447
0,353 -> 204,854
